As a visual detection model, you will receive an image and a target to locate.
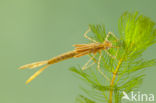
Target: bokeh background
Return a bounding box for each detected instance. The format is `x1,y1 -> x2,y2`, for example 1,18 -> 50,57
0,0 -> 156,103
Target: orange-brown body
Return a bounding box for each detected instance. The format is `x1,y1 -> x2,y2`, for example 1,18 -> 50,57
47,41 -> 112,64
19,41 -> 113,84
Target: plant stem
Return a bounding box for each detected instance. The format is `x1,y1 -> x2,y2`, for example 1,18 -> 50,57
109,58 -> 123,103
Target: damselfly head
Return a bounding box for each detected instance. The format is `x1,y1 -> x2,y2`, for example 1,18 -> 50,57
103,40 -> 112,49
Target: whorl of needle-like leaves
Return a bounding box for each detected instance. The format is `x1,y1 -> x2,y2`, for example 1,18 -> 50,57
70,12 -> 156,103
119,12 -> 156,56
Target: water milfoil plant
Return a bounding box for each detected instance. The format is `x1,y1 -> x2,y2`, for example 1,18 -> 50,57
70,12 -> 156,103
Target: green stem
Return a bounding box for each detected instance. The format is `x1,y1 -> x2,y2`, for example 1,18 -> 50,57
109,58 -> 123,103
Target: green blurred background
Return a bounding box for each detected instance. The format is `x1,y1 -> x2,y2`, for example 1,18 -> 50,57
0,0 -> 156,103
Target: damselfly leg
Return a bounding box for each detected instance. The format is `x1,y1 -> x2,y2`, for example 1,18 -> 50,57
83,28 -> 98,43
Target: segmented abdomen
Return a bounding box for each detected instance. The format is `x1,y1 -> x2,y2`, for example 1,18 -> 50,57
48,50 -> 77,64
